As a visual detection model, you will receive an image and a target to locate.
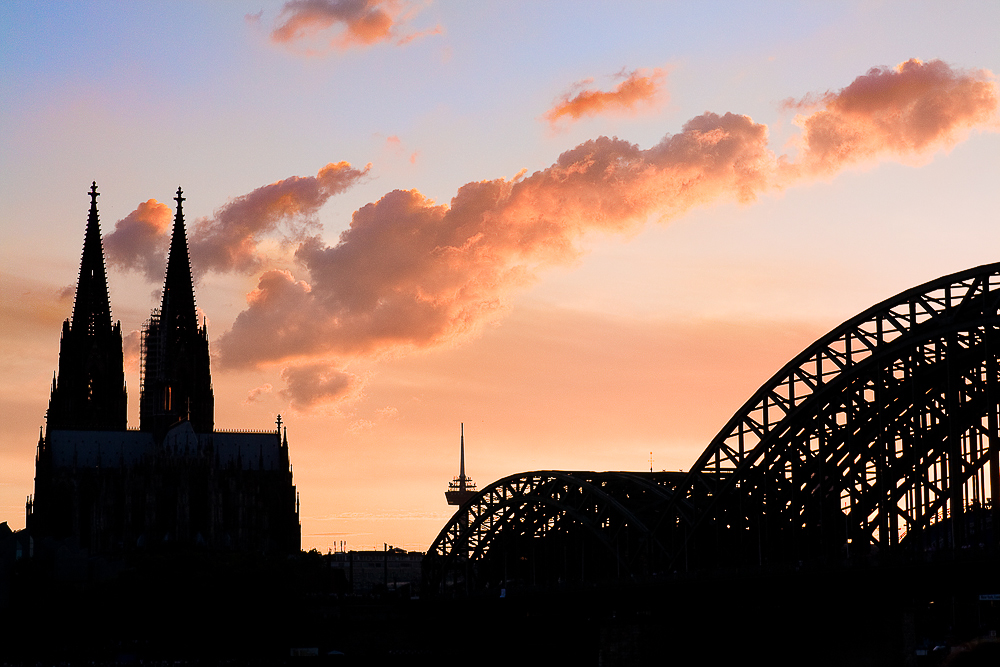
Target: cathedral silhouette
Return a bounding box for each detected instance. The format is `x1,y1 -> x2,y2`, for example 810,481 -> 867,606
26,183 -> 300,556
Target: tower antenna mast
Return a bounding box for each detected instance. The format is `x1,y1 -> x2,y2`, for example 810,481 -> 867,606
445,423 -> 477,506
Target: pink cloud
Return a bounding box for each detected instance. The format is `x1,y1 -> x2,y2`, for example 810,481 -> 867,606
782,59 -> 998,177
103,199 -> 172,281
380,133 -> 420,165
395,23 -> 442,46
190,161 -> 370,274
544,68 -> 667,129
104,162 -> 369,279
279,363 -> 365,411
214,60 -> 997,410
245,383 -> 273,404
217,112 -> 775,373
270,0 -> 437,52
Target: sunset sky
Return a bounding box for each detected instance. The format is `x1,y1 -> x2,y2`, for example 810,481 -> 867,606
2,2 -> 999,552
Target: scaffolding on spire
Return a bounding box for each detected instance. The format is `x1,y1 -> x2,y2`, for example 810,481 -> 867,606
139,187 -> 214,436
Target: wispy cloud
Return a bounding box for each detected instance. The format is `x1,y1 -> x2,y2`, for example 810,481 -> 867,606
269,0 -> 440,53
190,161 -> 370,274
543,68 -> 666,129
381,134 -> 420,165
279,361 -> 367,410
0,274 -> 74,339
104,161 -> 370,279
245,383 -> 273,404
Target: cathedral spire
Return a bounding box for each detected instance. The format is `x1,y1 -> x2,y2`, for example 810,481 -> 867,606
139,187 -> 214,436
47,182 -> 127,431
160,187 -> 198,334
70,182 -> 113,336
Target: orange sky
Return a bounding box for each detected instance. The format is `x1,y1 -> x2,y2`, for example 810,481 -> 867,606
2,2 -> 999,552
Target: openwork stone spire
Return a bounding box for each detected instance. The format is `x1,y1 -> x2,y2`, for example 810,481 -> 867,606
70,182 -> 113,336
160,187 -> 198,335
140,187 -> 214,436
47,182 -> 127,430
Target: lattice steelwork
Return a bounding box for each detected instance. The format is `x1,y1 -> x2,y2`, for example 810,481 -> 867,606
425,264 -> 1000,592
658,263 -> 1000,572
425,471 -> 690,591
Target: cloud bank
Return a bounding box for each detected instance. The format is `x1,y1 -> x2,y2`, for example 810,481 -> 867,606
544,68 -> 666,129
218,112 -> 777,379
101,59 -> 998,410
215,59 -> 996,409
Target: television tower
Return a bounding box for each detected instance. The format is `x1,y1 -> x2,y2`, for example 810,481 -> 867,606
445,423 -> 477,506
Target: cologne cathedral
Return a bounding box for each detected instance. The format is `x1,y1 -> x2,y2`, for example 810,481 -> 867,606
26,183 -> 300,556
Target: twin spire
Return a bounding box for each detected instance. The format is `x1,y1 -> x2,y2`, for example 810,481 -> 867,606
69,182 -> 197,339
54,182 -> 213,435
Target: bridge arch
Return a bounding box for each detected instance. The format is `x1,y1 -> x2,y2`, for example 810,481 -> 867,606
426,264 -> 1000,592
660,262 -> 1000,571
423,470 -> 689,591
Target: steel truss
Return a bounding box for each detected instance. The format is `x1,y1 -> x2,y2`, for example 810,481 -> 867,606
425,264 -> 1000,592
424,471 -> 690,591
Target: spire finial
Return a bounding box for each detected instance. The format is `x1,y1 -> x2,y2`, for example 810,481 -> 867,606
89,182 -> 99,205
175,186 -> 185,208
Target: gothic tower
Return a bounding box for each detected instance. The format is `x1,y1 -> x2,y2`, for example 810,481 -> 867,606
139,187 -> 214,436
47,182 -> 127,431
31,184 -> 298,556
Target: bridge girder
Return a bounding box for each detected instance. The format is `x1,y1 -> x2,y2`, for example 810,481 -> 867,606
425,264 -> 1000,592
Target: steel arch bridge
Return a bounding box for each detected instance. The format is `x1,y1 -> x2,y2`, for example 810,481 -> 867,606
425,263 -> 1000,593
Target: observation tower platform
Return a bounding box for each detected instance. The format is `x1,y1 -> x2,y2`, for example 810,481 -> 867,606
445,423 -> 476,506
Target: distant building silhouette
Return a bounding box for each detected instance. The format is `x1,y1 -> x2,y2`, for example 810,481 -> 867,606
26,183 -> 300,556
327,547 -> 424,595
